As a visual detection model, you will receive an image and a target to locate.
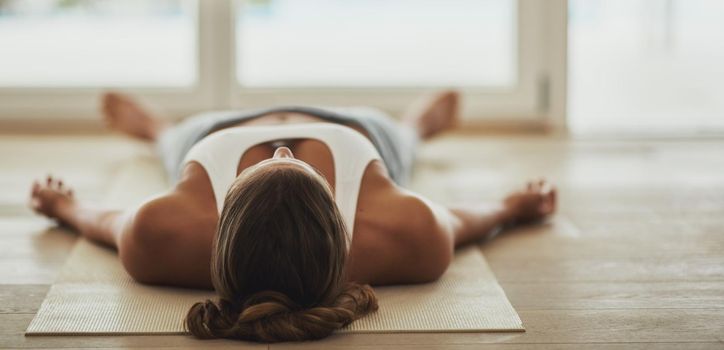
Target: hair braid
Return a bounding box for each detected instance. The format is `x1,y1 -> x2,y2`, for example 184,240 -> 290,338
186,283 -> 378,342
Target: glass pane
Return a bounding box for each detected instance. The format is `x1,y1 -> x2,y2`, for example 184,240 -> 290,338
0,0 -> 197,87
569,0 -> 724,133
236,0 -> 516,87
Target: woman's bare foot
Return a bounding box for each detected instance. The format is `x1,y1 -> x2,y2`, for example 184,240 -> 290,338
30,175 -> 77,228
101,92 -> 167,142
403,90 -> 460,139
503,179 -> 557,225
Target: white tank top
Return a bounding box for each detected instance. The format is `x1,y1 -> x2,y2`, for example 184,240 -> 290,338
183,123 -> 382,245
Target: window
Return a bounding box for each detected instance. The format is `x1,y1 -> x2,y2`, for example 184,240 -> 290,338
236,0 -> 516,88
0,0 -> 562,124
569,0 -> 724,134
0,0 -> 197,87
231,0 -> 557,121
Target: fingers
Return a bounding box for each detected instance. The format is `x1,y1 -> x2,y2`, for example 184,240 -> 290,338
527,179 -> 543,191
540,182 -> 553,195
45,175 -> 60,190
29,180 -> 42,212
46,175 -> 60,190
539,184 -> 557,215
46,175 -> 57,189
34,175 -> 74,195
526,178 -> 553,193
525,177 -> 557,215
29,174 -> 75,218
31,180 -> 40,196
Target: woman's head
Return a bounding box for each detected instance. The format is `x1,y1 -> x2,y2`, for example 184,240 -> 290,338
186,147 -> 378,342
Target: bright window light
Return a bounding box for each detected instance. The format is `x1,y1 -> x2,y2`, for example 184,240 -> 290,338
569,0 -> 724,134
236,0 -> 516,88
0,0 -> 197,87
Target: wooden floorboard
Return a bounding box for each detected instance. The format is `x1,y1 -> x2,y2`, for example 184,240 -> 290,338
487,256 -> 724,283
271,345 -> 724,350
0,285 -> 49,314
1,134 -> 723,349
0,220 -> 77,285
480,225 -> 723,260
4,310 -> 724,348
501,281 -> 724,310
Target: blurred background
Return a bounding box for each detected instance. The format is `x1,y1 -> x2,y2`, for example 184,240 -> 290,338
0,0 -> 722,136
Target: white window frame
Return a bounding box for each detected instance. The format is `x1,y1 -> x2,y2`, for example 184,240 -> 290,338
0,0 -> 567,130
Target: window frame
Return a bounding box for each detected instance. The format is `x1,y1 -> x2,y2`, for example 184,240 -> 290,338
0,0 -> 567,129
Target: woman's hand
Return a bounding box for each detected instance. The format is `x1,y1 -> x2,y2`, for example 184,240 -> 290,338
503,179 -> 557,225
29,175 -> 76,227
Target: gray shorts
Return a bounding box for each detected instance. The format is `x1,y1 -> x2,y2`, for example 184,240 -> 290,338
156,106 -> 419,186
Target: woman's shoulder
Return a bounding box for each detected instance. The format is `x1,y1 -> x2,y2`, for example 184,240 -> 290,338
349,168 -> 449,284
135,189 -> 216,230
139,161 -> 218,231
357,162 -> 437,232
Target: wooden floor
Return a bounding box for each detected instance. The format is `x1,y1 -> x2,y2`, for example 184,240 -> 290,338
1,133 -> 723,349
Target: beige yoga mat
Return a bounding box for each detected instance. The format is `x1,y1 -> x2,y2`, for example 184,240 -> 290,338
26,156 -> 524,335
27,241 -> 523,335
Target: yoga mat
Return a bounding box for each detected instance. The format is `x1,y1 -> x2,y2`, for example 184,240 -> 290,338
26,241 -> 523,335
26,156 -> 524,335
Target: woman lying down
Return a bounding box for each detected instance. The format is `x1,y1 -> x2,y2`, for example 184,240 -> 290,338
29,91 -> 556,342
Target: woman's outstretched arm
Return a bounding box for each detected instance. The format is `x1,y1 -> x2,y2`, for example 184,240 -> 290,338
350,178 -> 556,286
442,179 -> 557,247
30,175 -> 130,248
29,175 -> 214,288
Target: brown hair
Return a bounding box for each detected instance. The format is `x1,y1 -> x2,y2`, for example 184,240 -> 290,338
185,164 -> 378,342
